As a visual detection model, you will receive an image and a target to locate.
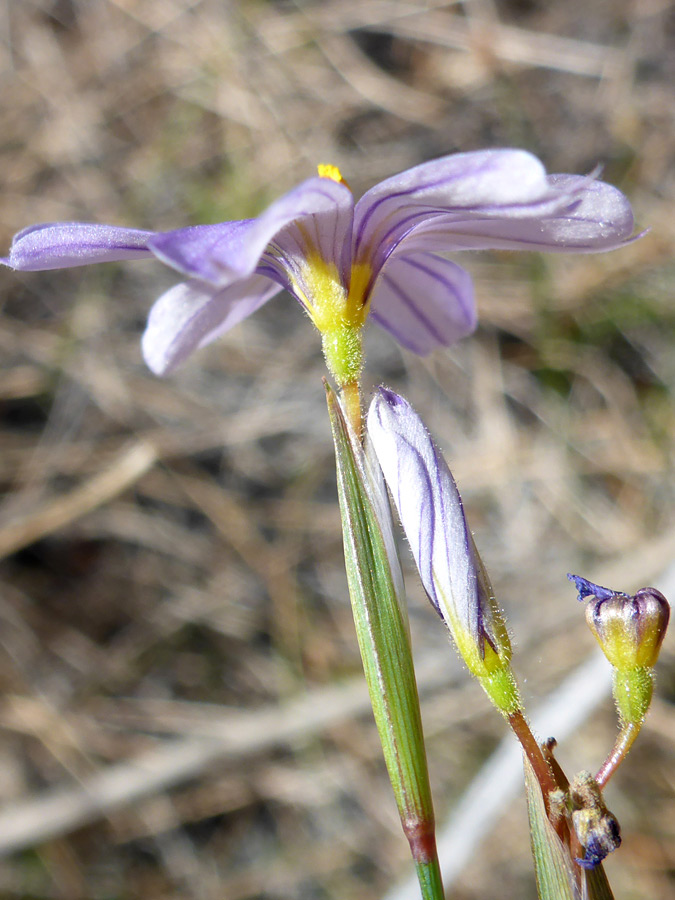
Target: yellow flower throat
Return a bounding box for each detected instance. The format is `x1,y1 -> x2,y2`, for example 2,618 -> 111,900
295,165 -> 373,387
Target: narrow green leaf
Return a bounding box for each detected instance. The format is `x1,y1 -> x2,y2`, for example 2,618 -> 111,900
326,386 -> 443,900
524,754 -> 579,900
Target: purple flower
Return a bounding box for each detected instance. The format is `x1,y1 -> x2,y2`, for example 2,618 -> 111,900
2,150 -> 637,380
367,386 -> 521,714
567,573 -> 629,603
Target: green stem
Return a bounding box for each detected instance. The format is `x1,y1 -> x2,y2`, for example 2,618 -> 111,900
338,379 -> 363,437
415,855 -> 445,900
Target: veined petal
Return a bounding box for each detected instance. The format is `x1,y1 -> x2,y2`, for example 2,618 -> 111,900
260,177 -> 354,287
368,252 -> 476,355
141,275 -> 282,375
149,177 -> 354,290
354,150 -> 570,269
148,221 -> 256,283
353,151 -> 637,280
1,223 -> 154,270
394,176 -> 636,255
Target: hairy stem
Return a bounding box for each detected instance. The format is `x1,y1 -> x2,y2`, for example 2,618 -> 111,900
595,722 -> 640,789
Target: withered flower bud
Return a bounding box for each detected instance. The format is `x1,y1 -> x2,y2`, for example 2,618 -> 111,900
569,771 -> 621,869
569,574 -> 670,725
568,575 -> 670,671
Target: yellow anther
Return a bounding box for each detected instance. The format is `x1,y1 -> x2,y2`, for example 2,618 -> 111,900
317,163 -> 351,191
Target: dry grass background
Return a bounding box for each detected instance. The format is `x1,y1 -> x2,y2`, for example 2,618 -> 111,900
0,1 -> 674,898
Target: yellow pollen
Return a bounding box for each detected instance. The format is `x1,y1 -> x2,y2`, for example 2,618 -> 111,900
317,163 -> 351,191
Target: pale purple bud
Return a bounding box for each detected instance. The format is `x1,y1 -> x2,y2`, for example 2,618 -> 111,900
367,387 -> 512,680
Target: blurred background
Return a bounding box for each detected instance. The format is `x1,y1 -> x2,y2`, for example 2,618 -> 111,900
1,1 -> 674,898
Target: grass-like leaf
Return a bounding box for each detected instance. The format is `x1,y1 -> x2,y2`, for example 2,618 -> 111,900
524,754 -> 579,900
524,756 -> 616,900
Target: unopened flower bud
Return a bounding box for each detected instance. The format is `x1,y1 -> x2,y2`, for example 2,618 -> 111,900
368,387 -> 520,715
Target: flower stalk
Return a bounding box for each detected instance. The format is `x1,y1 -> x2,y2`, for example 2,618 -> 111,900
338,379 -> 363,436
508,710 -> 559,804
594,723 -> 640,790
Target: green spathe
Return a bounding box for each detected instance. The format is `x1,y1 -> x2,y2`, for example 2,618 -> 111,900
524,755 -> 578,900
326,384 -> 444,900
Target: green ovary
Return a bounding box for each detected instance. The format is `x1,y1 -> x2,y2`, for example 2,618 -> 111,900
613,666 -> 653,725
321,325 -> 363,386
478,667 -> 522,716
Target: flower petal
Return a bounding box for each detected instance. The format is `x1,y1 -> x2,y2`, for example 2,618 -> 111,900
141,275 -> 282,375
261,177 -> 354,287
368,252 -> 476,355
395,176 -> 636,255
353,151 -> 637,279
354,150 -> 567,267
149,177 -> 354,289
148,221 -> 256,283
1,223 -> 155,270
567,573 -> 626,604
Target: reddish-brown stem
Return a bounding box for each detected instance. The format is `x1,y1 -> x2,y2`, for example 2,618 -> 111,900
508,710 -> 560,802
595,722 -> 640,789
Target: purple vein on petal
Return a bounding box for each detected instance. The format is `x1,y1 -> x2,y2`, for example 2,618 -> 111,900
398,255 -> 475,325
354,156 -> 503,257
369,253 -> 476,354
372,270 -> 446,347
